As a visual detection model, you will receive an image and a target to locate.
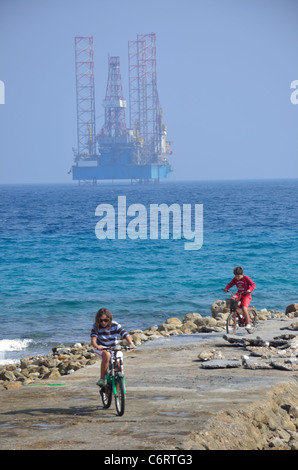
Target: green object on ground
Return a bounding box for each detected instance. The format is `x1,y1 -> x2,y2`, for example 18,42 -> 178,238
24,383 -> 66,386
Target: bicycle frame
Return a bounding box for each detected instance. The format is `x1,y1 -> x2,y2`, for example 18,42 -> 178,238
105,349 -> 126,396
100,345 -> 133,416
230,298 -> 246,324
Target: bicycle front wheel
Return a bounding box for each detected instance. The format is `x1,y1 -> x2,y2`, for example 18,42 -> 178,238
114,377 -> 125,416
247,307 -> 257,334
226,312 -> 238,334
100,383 -> 112,409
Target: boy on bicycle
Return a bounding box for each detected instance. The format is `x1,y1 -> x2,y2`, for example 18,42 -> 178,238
223,266 -> 256,330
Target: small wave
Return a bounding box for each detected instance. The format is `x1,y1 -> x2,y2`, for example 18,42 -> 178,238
0,358 -> 19,366
0,338 -> 32,352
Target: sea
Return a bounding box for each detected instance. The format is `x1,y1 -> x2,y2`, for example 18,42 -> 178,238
0,179 -> 298,365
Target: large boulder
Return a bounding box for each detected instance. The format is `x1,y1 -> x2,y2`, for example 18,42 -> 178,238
194,316 -> 218,327
285,304 -> 298,315
182,313 -> 202,323
211,300 -> 229,318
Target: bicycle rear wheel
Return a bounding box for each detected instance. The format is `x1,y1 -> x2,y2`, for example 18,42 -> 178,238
114,377 -> 125,416
100,383 -> 112,409
226,312 -> 238,334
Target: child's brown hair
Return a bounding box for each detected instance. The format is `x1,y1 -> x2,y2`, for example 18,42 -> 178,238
233,266 -> 243,275
94,308 -> 113,330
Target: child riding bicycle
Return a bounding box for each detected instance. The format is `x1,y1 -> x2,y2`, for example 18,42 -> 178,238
223,266 -> 256,331
90,308 -> 135,387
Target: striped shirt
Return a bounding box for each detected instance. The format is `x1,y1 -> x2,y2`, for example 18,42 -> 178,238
90,321 -> 129,348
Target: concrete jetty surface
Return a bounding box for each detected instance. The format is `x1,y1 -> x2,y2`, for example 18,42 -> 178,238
0,317 -> 297,450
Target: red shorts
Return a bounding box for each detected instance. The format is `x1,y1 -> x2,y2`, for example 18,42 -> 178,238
235,293 -> 251,308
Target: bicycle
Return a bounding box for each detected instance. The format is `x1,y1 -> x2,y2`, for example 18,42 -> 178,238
225,290 -> 257,335
99,345 -> 133,416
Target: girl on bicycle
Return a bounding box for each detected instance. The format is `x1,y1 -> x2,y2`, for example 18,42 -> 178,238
224,266 -> 256,330
90,308 -> 134,387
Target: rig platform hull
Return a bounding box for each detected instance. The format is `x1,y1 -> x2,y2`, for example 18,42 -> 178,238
72,163 -> 171,182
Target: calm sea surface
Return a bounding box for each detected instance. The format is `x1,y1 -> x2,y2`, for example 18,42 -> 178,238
0,179 -> 297,363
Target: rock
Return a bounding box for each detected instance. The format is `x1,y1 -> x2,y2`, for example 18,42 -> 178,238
198,350 -> 223,361
43,358 -> 58,369
288,405 -> 298,419
0,370 -> 16,381
157,323 -> 167,333
213,312 -> 229,321
145,333 -> 162,341
194,316 -> 218,327
143,326 -> 158,335
165,317 -> 182,327
58,354 -> 68,360
3,382 -> 22,390
268,437 -> 289,449
200,359 -> 241,369
38,366 -> 50,378
168,329 -> 180,336
20,359 -> 32,369
180,321 -> 198,333
285,304 -> 298,315
52,346 -> 71,355
288,432 -> 298,450
13,370 -> 28,382
197,325 -> 223,333
281,321 -> 298,331
270,359 -> 298,371
182,313 -> 202,322
157,318 -> 183,335
257,313 -> 269,321
43,368 -> 61,379
131,332 -> 148,345
211,300 -> 228,318
242,356 -> 271,370
198,350 -> 214,361
28,372 -> 40,380
5,364 -> 17,372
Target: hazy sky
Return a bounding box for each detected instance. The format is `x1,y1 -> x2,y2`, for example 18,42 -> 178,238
0,0 -> 297,183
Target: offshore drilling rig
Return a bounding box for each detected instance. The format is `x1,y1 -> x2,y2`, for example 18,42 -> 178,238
71,34 -> 173,183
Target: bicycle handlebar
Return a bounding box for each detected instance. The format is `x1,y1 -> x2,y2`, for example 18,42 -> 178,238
224,290 -> 251,296
101,345 -> 135,351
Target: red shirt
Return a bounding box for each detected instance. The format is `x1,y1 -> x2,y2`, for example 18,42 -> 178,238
225,275 -> 255,294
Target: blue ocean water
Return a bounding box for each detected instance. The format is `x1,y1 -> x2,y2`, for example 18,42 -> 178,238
0,179 -> 297,363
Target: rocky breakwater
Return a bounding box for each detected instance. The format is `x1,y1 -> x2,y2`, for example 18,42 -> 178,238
0,343 -> 99,390
130,300 -> 298,345
128,312 -> 222,346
